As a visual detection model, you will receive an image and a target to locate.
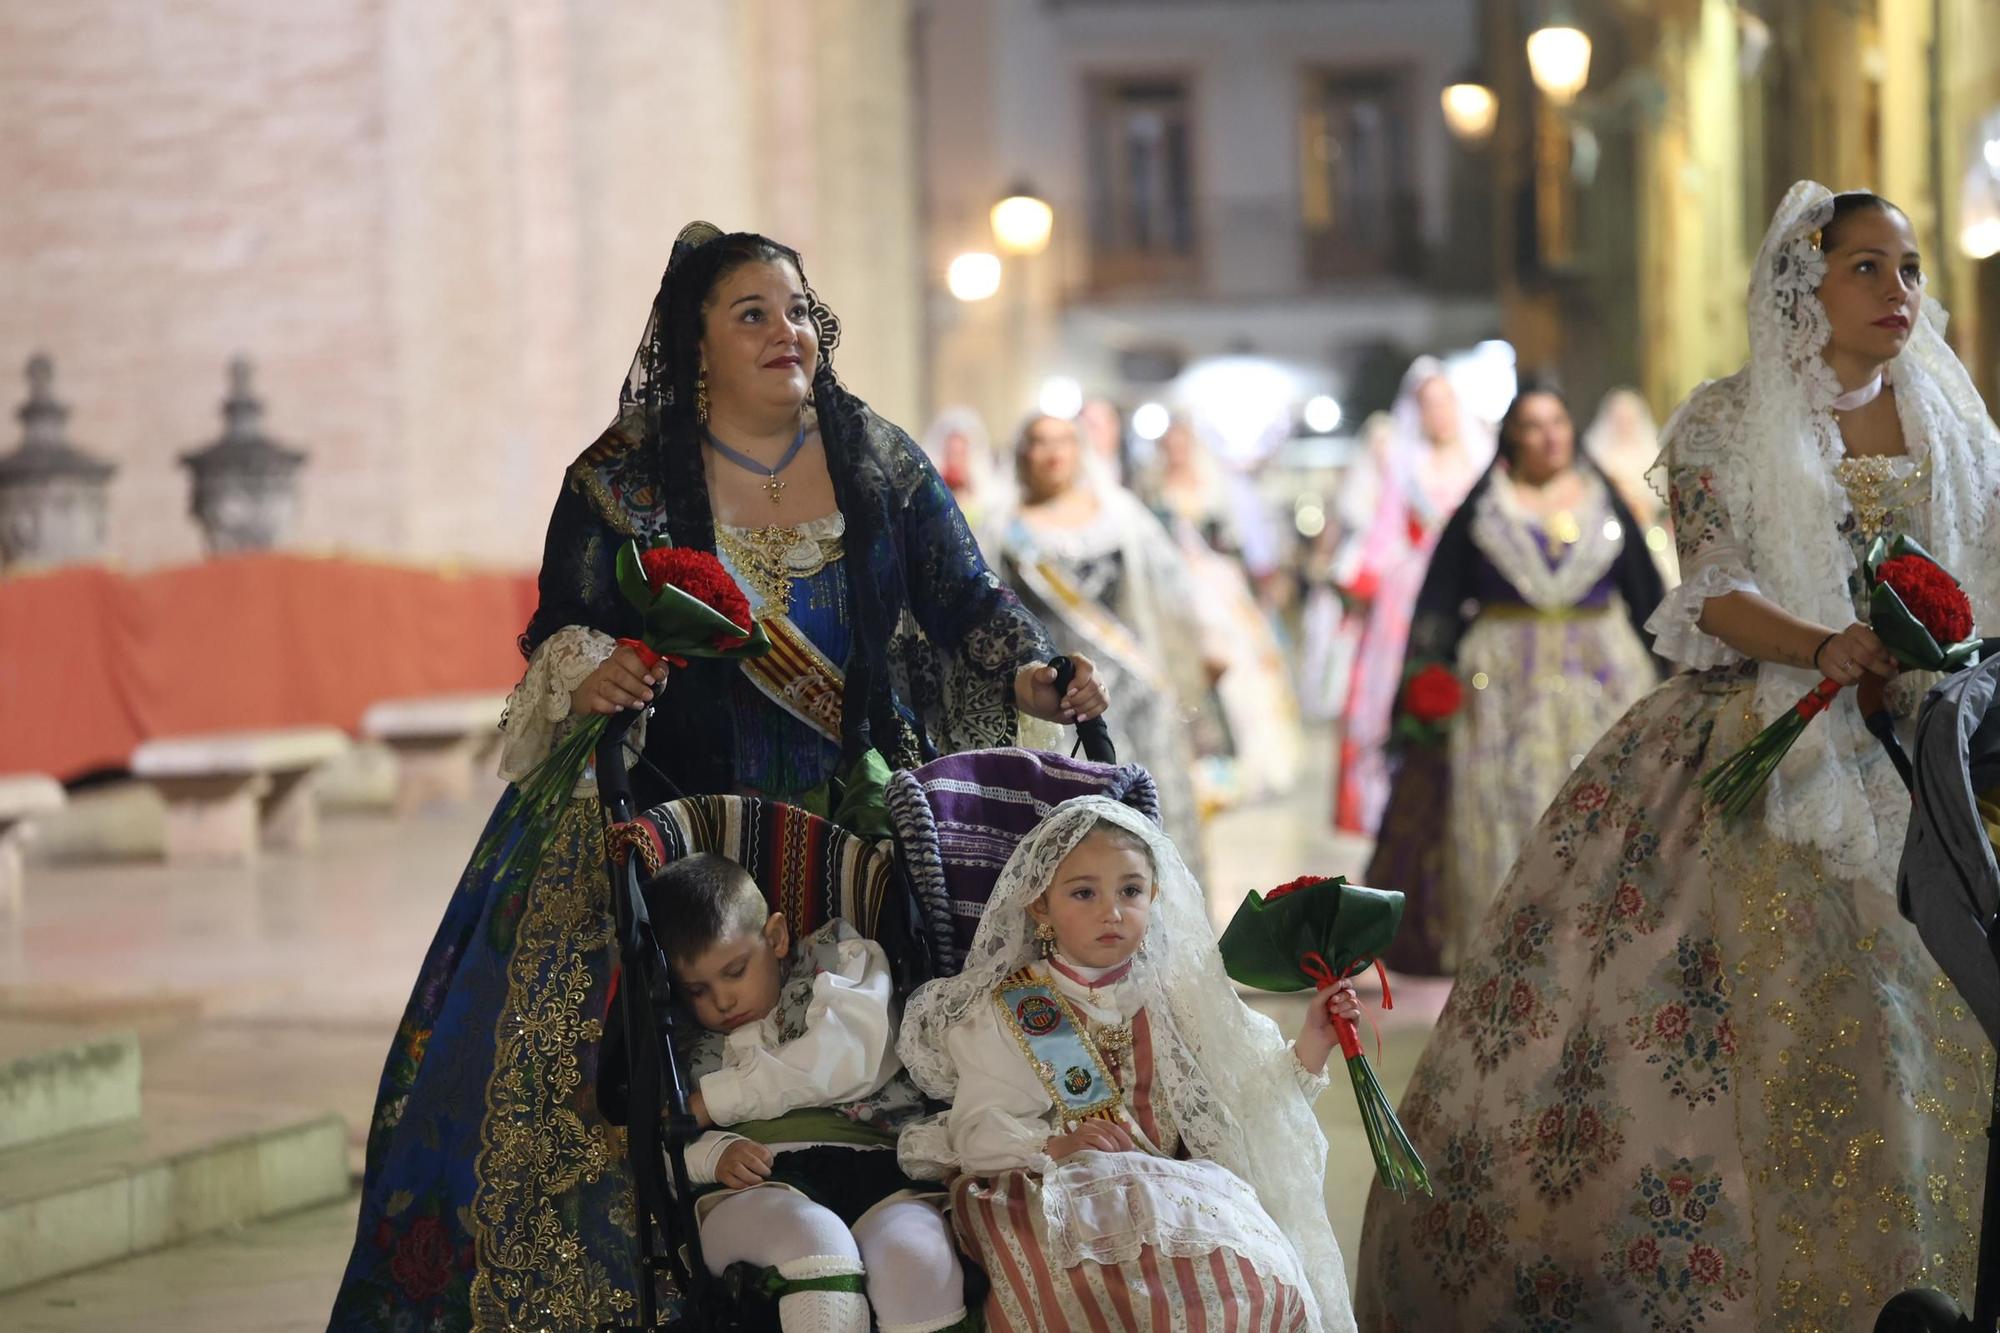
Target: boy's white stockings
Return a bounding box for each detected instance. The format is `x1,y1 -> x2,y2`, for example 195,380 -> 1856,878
701,1186 -> 966,1333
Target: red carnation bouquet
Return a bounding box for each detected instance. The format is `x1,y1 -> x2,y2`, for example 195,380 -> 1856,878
1393,662 -> 1465,748
479,538 -> 770,885
1218,874 -> 1431,1201
1700,534 -> 1980,817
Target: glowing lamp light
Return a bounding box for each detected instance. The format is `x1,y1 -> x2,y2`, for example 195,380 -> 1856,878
1038,376 -> 1084,420
1526,25 -> 1593,106
990,191 -> 1054,257
1441,82 -> 1498,143
1962,218 -> 2000,261
946,252 -> 1002,302
1132,402 -> 1171,441
1303,396 -> 1343,434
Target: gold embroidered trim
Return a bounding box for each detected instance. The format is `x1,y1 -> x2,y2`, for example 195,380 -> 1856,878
470,800 -> 634,1328
991,966 -> 1124,1129
715,518 -> 844,607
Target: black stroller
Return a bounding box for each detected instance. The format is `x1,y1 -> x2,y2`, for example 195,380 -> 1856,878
593,662 -> 1141,1331
1874,647 -> 2000,1332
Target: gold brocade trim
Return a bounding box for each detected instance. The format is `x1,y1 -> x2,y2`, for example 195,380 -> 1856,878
991,966 -> 1125,1129
1698,790 -> 1989,1331
1833,455 -> 1928,538
470,799 -> 635,1330
714,519 -> 844,607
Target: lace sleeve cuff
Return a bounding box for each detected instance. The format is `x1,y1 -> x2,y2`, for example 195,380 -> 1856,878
497,625 -> 648,791
1287,1046 -> 1334,1102
1643,562 -> 1761,670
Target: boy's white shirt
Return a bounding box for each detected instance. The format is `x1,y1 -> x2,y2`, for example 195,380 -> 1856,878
685,931 -> 900,1186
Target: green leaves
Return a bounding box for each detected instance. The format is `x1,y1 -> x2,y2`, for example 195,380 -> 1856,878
1218,877 -> 1406,993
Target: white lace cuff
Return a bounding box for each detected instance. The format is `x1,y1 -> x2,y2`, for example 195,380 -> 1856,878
498,625 -> 648,793
1286,1046 -> 1334,1102
1643,562 -> 1761,669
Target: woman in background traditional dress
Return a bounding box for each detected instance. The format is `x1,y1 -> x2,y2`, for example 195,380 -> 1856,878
997,413 -> 1213,870
1368,386 -> 1662,976
1585,385 -> 1679,583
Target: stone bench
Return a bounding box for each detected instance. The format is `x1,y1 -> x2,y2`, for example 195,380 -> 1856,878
360,693 -> 507,814
0,774 -> 65,911
130,728 -> 351,863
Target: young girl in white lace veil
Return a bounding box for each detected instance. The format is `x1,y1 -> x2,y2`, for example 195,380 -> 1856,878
1354,182 -> 2000,1331
897,796 -> 1359,1332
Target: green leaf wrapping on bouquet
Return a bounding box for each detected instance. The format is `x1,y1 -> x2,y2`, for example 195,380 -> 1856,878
1217,877 -> 1431,1198
617,540 -> 775,660
1218,877 -> 1405,991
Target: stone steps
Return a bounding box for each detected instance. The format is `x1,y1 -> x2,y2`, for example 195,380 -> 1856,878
0,1023 -> 350,1295
0,1025 -> 140,1154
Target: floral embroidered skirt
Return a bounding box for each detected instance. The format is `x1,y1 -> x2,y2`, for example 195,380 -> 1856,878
950,1154 -> 1310,1332
327,793 -> 640,1332
1354,669 -> 1991,1332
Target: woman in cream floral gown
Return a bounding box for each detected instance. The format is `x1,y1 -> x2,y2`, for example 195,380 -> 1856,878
1355,185 -> 2000,1331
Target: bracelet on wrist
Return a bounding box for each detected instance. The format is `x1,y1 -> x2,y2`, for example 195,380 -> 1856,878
1810,632 -> 1837,673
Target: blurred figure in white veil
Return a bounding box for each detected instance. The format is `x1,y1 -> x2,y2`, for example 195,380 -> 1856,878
1584,386 -> 1679,583
1333,358 -> 1492,834
920,407 -> 1004,555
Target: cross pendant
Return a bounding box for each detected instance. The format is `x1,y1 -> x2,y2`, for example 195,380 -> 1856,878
765,473 -> 785,505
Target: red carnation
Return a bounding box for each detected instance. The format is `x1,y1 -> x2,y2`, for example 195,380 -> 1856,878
1266,874 -> 1331,900
637,546 -> 752,650
1404,665 -> 1464,724
1876,554 -> 1974,646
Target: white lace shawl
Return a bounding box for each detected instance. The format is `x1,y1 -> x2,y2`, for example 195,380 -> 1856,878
1644,179 -> 2000,886
895,797 -> 1357,1333
1470,470 -> 1624,611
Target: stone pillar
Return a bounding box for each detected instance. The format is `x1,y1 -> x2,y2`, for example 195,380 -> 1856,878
0,355 -> 117,570
179,358 -> 307,555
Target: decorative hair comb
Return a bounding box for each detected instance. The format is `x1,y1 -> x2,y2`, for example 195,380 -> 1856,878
669,220 -> 723,270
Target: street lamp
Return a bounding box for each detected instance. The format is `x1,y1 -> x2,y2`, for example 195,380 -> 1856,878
1441,77 -> 1498,143
1526,23 -> 1592,106
990,185 -> 1054,257
947,251 -> 1002,302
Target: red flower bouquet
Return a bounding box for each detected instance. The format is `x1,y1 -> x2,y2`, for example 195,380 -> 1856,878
1219,874 -> 1432,1201
479,539 -> 770,885
1394,663 -> 1464,748
1699,534 -> 1981,817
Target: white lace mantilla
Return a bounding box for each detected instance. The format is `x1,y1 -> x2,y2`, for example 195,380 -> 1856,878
1647,180 -> 2000,887
897,797 -> 1356,1332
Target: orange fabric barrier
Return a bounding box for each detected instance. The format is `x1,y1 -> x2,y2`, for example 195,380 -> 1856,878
1,555 -> 539,781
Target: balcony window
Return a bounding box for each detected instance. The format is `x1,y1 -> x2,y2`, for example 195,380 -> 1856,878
1300,67 -> 1422,281
1086,75 -> 1199,291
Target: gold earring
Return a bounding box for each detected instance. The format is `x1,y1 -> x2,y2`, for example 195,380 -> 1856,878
1034,922 -> 1057,958
695,370 -> 710,425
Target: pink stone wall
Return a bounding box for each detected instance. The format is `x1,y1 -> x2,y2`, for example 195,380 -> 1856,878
0,0 -> 920,570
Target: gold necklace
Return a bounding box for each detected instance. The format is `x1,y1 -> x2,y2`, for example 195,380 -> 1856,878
714,517 -> 844,607
1087,1016 -> 1134,1058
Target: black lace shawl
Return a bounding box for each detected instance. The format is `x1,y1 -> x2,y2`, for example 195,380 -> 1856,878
522,404 -> 1052,808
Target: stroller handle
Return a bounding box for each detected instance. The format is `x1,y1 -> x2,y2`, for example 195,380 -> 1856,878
1050,654 -> 1117,765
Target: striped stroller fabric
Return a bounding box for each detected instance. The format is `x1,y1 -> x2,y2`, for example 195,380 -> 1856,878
643,794 -> 898,940
887,746 -> 1160,972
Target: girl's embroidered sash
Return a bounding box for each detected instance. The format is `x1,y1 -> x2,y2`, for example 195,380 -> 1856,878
992,966 -> 1123,1127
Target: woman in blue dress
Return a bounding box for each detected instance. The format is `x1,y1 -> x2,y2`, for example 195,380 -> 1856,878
326,223 -> 1105,1332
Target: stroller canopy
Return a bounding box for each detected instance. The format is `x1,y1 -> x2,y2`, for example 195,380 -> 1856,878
1900,653 -> 2000,1047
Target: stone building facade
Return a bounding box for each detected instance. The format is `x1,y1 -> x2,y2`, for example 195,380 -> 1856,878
0,0 -> 921,569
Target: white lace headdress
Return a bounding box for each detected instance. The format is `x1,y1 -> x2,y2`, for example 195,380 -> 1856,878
897,796 -> 1356,1333
1648,179 -> 2000,884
